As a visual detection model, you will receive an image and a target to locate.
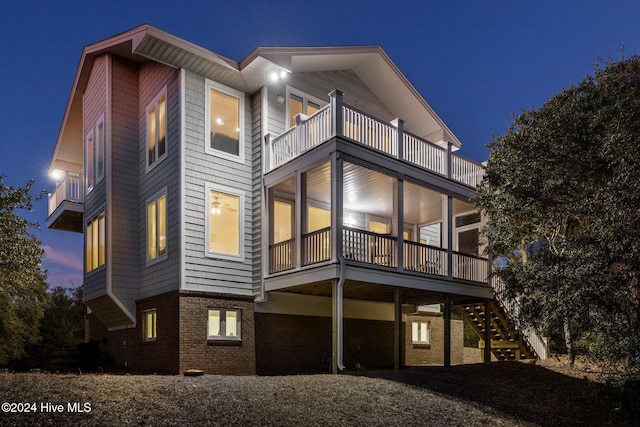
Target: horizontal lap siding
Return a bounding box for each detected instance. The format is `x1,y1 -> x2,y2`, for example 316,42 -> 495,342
110,57 -> 140,314
138,63 -> 182,299
83,55 -> 108,302
183,71 -> 253,296
251,92 -> 263,296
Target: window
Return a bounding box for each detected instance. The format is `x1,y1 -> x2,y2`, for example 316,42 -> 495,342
85,116 -> 106,193
86,210 -> 105,272
205,80 -> 244,163
287,88 -> 325,127
206,184 -> 245,260
146,87 -> 167,169
208,308 -> 241,340
412,321 -> 430,344
147,192 -> 167,262
143,309 -> 157,341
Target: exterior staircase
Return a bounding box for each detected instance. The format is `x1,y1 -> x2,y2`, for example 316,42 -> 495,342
461,278 -> 549,361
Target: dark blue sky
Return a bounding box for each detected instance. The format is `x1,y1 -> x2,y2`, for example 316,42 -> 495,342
2,1 -> 639,287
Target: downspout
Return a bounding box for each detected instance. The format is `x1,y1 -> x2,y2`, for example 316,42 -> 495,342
335,249 -> 346,372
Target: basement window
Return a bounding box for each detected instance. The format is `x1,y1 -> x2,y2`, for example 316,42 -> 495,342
143,309 -> 157,341
412,321 -> 430,345
208,308 -> 241,341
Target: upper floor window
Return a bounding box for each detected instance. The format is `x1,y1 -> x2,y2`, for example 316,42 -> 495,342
287,88 -> 325,127
85,115 -> 105,193
86,210 -> 105,273
205,80 -> 244,163
206,183 -> 245,261
147,191 -> 167,263
146,87 -> 167,169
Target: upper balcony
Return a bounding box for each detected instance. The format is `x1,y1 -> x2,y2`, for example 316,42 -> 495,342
46,172 -> 83,233
265,90 -> 484,189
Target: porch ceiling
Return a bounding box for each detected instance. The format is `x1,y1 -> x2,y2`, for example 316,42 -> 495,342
274,160 -> 476,225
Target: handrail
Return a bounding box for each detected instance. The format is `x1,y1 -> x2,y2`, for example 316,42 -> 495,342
265,91 -> 485,189
269,238 -> 296,274
48,173 -> 83,217
403,240 -> 448,276
492,276 -> 549,359
302,226 -> 331,266
342,226 -> 397,267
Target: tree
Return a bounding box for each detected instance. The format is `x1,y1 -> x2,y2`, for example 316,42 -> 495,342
0,176 -> 48,366
476,56 -> 640,378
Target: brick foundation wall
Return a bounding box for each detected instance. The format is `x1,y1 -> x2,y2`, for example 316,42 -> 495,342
178,292 -> 256,375
137,291 -> 180,373
404,313 -> 464,366
255,313 -> 395,375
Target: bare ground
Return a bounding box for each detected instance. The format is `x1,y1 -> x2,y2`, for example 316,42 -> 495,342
0,360 -> 637,426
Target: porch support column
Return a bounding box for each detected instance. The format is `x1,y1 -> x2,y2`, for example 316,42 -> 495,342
484,300 -> 492,363
444,294 -> 452,367
446,195 -> 454,279
396,179 -> 404,271
296,171 -> 307,268
332,278 -> 344,374
331,153 -> 344,262
394,287 -> 403,370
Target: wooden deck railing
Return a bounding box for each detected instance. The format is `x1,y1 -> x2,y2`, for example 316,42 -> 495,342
403,240 -> 447,276
48,173 -> 83,217
269,238 -> 295,274
342,227 -> 397,267
302,227 -> 331,266
452,251 -> 489,282
265,90 -> 484,188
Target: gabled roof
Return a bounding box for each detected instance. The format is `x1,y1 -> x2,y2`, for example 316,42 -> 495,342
51,24 -> 461,172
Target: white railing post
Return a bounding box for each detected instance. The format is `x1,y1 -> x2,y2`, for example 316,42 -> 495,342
446,142 -> 452,179
330,90 -> 344,137
391,118 -> 404,160
295,113 -> 305,155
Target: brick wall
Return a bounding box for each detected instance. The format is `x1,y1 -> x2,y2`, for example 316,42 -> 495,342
255,313 -> 395,375
178,292 -> 256,375
404,313 -> 464,366
136,291 -> 180,373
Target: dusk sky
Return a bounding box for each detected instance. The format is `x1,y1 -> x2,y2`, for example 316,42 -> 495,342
2,1 -> 640,288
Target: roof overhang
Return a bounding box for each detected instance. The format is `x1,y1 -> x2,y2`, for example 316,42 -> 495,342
50,25 -> 461,173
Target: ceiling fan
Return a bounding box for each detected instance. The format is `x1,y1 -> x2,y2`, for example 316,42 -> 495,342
211,194 -> 237,215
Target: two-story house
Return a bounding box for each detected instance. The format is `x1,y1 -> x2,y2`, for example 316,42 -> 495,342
47,24 -> 546,375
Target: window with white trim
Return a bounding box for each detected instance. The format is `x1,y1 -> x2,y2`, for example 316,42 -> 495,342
207,308 -> 241,340
147,192 -> 167,263
205,80 -> 244,163
287,87 -> 326,127
85,115 -> 106,193
86,210 -> 105,273
412,321 -> 430,344
206,183 -> 245,261
143,309 -> 157,341
146,87 -> 167,169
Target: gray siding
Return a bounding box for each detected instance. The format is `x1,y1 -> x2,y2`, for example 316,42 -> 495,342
110,56 -> 140,315
83,54 -> 108,302
182,70 -> 253,295
251,91 -> 263,296
266,69 -> 394,137
138,62 -> 182,299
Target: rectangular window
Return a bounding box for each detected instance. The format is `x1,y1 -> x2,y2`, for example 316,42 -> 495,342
287,89 -> 324,127
147,192 -> 167,262
412,321 -> 430,344
86,211 -> 105,272
207,184 -> 244,260
147,88 -> 167,168
143,309 -> 157,341
205,81 -> 244,163
207,308 -> 241,340
85,116 -> 105,193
